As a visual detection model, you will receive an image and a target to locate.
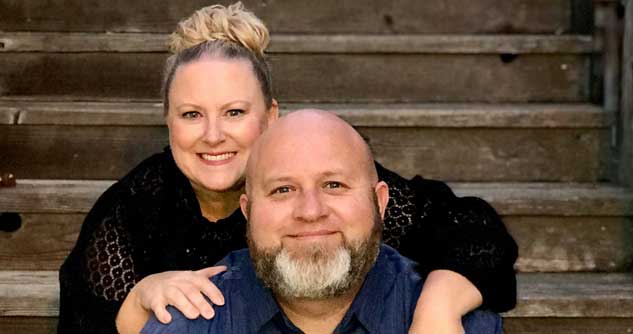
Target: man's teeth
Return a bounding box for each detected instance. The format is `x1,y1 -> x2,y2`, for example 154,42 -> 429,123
201,153 -> 235,161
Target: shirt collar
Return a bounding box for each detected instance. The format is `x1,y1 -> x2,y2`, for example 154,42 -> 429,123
239,245 -> 394,334
336,245 -> 394,333
235,250 -> 286,333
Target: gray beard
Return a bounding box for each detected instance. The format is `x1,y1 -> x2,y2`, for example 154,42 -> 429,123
248,216 -> 382,300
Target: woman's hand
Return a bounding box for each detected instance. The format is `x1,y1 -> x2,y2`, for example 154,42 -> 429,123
115,266 -> 226,334
408,270 -> 483,334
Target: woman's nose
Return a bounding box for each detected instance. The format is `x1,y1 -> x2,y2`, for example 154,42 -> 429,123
203,118 -> 226,144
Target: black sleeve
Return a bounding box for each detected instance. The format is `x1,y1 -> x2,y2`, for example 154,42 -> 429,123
58,184 -> 138,334
377,163 -> 518,312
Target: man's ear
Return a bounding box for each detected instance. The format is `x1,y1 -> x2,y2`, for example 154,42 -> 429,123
374,181 -> 390,219
267,99 -> 279,125
240,193 -> 250,220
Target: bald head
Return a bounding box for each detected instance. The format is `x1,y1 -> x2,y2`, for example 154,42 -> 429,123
245,109 -> 377,195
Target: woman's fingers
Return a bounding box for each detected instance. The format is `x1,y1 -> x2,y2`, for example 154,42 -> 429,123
191,274 -> 225,306
137,269 -> 228,322
196,266 -> 227,278
165,285 -> 201,319
181,284 -> 216,319
149,299 -> 173,324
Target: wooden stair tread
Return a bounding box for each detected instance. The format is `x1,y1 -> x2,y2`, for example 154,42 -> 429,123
0,33 -> 596,54
0,0 -> 578,35
1,271 -> 632,317
0,101 -> 610,128
1,180 -> 631,216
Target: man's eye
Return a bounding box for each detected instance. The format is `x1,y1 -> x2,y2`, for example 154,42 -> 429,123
272,186 -> 292,194
182,111 -> 201,119
324,182 -> 343,189
226,109 -> 245,117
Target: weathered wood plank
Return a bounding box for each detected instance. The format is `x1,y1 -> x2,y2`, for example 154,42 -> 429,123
504,273 -> 633,317
0,101 -> 610,128
4,316 -> 633,334
0,271 -> 58,317
0,33 -> 597,54
364,127 -> 608,181
507,217 -> 633,272
0,125 -> 609,181
1,181 -> 631,217
0,53 -> 590,102
0,106 -> 17,124
0,180 -> 111,214
0,317 -> 56,334
620,0 -> 633,186
0,0 -> 572,34
0,214 -> 83,271
3,214 -> 632,272
452,182 -> 633,216
2,272 -> 632,317
503,318 -> 633,334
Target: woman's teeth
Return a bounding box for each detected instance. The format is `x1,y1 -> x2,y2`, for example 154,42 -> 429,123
200,152 -> 235,161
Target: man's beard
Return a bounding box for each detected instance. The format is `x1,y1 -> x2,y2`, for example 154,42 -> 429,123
247,201 -> 383,300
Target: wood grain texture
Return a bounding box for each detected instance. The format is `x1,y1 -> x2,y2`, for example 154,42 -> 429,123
0,106 -> 17,124
2,214 -> 632,272
1,100 -> 610,128
3,316 -> 633,334
1,181 -> 631,216
504,273 -> 633,317
2,272 -> 632,317
0,125 -> 609,181
0,53 -> 590,102
0,33 -> 597,54
0,214 -> 83,270
0,271 -> 58,317
0,0 -> 571,34
506,216 -> 633,272
503,318 -> 633,334
0,317 -> 56,334
620,0 -> 633,186
362,127 -> 608,181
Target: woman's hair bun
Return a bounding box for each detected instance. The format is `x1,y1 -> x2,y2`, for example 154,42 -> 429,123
168,2 -> 270,57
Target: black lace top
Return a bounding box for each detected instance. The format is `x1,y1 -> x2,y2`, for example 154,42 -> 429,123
58,149 -> 517,334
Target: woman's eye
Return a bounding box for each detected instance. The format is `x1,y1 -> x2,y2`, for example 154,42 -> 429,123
226,109 -> 245,117
182,111 -> 201,119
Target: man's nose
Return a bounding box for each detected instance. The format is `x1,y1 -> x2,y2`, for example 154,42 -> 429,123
293,189 -> 328,222
203,117 -> 226,144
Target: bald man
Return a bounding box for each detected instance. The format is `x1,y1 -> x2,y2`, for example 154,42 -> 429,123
140,110 -> 502,334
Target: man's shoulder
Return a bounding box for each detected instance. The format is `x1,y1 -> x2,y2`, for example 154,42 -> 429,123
376,244 -> 420,279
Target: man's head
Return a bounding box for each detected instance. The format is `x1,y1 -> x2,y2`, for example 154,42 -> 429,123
240,109 -> 390,300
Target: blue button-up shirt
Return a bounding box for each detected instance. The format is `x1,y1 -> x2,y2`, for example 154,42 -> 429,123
141,245 -> 502,334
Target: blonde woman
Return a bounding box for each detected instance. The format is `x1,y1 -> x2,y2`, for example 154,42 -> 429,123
58,3 -> 517,334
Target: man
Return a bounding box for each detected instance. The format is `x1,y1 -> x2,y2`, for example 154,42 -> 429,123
138,109 -> 502,333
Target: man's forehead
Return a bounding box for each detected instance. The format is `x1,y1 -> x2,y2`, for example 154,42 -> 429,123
247,110 -> 373,187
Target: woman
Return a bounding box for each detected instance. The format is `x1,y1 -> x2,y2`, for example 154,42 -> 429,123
58,3 -> 517,334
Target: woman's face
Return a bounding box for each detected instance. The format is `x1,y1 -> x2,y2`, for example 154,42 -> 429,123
167,57 -> 278,194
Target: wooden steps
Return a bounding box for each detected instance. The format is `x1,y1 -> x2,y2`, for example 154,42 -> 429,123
0,0 -> 583,34
1,180 -> 631,272
0,33 -> 594,102
3,1 -> 629,333
1,272 -> 632,332
0,101 -> 612,181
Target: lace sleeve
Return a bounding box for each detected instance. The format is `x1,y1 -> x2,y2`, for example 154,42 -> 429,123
399,176 -> 518,312
376,163 -> 518,312
58,184 -> 139,334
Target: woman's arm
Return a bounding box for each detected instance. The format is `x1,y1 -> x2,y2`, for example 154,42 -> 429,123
115,267 -> 226,334
408,270 -> 482,334
375,163 -> 517,333
58,186 -> 138,334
